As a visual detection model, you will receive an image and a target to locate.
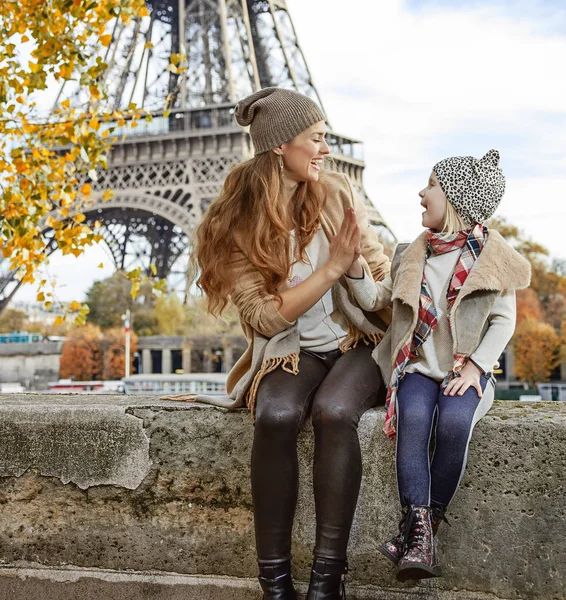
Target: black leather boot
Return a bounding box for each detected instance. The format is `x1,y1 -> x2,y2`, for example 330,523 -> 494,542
258,559 -> 297,600
306,557 -> 348,600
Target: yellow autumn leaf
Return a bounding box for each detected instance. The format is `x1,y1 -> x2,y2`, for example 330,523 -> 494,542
36,292 -> 45,302
61,99 -> 70,109
58,63 -> 74,79
101,189 -> 114,201
54,316 -> 66,326
69,300 -> 81,311
79,183 -> 91,197
139,6 -> 150,17
98,262 -> 104,268
74,213 -> 86,223
100,34 -> 112,47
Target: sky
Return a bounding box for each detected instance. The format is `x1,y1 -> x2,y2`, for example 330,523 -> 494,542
13,0 -> 566,304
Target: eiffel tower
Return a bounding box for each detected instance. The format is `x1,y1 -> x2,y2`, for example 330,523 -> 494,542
0,0 -> 395,310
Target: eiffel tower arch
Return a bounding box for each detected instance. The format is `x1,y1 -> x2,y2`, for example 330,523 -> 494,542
0,1 -> 395,310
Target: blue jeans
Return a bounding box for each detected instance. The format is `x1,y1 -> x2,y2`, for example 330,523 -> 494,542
396,371 -> 489,507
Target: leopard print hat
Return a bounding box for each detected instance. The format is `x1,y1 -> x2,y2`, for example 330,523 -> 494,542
433,149 -> 505,227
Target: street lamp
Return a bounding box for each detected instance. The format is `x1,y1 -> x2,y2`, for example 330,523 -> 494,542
121,309 -> 131,379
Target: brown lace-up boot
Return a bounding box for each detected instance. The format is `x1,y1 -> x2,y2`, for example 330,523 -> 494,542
396,506 -> 442,581
381,504 -> 450,566
379,505 -> 410,565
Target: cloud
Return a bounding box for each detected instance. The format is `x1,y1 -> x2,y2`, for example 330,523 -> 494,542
287,0 -> 566,258
12,0 -> 566,305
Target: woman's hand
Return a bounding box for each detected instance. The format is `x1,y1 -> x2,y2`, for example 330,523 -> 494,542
443,361 -> 483,398
327,208 -> 361,279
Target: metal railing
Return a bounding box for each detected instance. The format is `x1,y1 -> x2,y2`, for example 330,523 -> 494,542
106,105 -> 365,161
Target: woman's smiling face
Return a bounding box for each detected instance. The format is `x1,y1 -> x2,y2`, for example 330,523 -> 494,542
276,121 -> 330,183
419,171 -> 448,230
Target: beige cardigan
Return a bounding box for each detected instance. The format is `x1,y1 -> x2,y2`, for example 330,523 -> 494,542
164,172 -> 391,416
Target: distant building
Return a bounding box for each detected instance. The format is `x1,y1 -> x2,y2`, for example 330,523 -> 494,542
0,339 -> 64,390
137,334 -> 247,375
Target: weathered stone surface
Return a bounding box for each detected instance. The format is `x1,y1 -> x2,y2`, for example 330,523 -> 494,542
0,395 -> 564,600
0,396 -> 151,489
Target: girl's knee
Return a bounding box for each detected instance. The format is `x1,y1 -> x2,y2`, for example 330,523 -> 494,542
436,411 -> 475,442
397,401 -> 434,430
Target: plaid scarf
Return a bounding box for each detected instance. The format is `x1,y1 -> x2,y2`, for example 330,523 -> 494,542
383,223 -> 487,440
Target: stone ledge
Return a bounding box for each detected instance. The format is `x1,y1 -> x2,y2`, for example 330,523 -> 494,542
0,395 -> 564,600
0,564 -> 521,600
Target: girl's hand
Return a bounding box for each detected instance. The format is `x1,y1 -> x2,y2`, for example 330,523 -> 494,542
443,361 -> 483,398
327,208 -> 361,279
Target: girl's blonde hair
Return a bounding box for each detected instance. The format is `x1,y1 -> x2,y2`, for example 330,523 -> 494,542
190,151 -> 325,317
442,200 -> 467,234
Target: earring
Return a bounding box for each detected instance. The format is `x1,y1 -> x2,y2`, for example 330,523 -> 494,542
279,154 -> 284,174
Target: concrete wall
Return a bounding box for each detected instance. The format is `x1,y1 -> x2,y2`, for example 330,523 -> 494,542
0,341 -> 63,388
0,394 -> 564,600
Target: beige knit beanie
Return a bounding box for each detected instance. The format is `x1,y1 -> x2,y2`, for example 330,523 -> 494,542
234,87 -> 327,155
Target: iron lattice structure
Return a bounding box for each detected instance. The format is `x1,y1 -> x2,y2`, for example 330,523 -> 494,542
0,0 -> 395,309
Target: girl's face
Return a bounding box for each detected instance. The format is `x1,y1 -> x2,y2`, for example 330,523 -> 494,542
276,121 -> 330,183
419,171 -> 448,230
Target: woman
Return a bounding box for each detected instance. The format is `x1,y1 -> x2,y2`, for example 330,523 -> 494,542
182,87 -> 391,599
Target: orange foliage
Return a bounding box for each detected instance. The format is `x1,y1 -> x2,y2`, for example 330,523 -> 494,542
516,288 -> 542,325
101,327 -> 138,380
513,318 -> 560,388
59,325 -> 137,381
59,324 -> 103,381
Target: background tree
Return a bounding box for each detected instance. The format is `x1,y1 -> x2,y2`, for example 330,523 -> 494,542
0,0 -> 149,322
516,288 -> 542,325
489,216 -> 566,326
101,327 -> 138,380
0,308 -> 27,333
512,319 -> 560,389
59,324 -> 104,381
86,271 -> 158,335
488,216 -> 566,386
155,294 -> 187,336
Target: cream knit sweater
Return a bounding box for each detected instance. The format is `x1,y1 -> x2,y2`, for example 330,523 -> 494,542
288,227 -> 383,352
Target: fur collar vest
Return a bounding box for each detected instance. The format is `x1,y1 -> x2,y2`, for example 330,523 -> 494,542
392,229 -> 531,313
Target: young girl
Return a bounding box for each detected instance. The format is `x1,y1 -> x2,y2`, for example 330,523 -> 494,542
347,149 -> 531,582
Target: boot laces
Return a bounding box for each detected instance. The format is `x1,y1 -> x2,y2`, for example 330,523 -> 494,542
403,507 -> 429,551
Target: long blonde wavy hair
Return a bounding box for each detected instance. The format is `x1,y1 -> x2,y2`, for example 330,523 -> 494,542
191,151 -> 326,317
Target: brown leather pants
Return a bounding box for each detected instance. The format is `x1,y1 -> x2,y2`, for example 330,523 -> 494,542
251,344 -> 384,562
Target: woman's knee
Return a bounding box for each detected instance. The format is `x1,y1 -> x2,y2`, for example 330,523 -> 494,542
312,400 -> 357,431
254,399 -> 303,439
